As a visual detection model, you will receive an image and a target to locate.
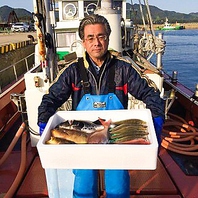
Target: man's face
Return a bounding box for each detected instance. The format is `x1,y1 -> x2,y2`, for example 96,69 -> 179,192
82,24 -> 109,62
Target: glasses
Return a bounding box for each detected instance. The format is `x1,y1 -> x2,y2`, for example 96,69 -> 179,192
85,35 -> 108,43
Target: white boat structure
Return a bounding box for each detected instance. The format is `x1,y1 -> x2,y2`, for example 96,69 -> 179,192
158,17 -> 185,30
0,0 -> 198,197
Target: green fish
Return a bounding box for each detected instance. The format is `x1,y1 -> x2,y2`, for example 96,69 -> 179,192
112,119 -> 147,126
110,134 -> 148,143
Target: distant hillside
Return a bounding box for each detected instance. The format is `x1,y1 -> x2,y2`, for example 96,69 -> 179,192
127,4 -> 198,24
0,6 -> 33,23
1,4 -> 198,24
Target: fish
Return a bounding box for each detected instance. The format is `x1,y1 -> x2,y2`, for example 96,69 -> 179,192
45,137 -> 76,144
109,119 -> 149,144
111,118 -> 147,127
88,118 -> 111,144
56,119 -> 104,133
118,138 -> 150,144
110,135 -> 149,143
51,128 -> 90,143
46,118 -> 109,144
110,124 -> 148,134
47,118 -> 149,145
110,131 -> 149,139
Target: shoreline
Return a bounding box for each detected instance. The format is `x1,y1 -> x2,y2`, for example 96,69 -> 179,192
0,22 -> 197,46
153,22 -> 198,30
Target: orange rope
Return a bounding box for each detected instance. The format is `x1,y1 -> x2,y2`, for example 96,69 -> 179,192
161,114 -> 198,156
0,122 -> 25,166
4,131 -> 27,198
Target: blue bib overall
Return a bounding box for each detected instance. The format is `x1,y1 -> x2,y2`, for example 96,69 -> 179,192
73,58 -> 130,198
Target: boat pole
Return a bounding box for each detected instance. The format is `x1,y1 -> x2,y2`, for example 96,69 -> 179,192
156,33 -> 163,69
43,0 -> 57,81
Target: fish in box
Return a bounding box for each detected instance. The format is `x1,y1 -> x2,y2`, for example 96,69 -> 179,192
46,118 -> 150,144
37,109 -> 158,170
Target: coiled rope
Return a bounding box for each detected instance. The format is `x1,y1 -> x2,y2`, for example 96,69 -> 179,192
161,113 -> 198,156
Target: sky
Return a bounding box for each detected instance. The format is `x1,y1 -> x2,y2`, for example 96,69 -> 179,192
132,0 -> 198,14
0,0 -> 198,14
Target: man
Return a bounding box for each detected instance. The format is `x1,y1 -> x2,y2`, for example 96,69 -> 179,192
38,14 -> 164,198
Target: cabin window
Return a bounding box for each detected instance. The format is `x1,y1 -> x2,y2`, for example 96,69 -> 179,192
62,2 -> 78,20
84,1 -> 98,16
56,32 -> 76,47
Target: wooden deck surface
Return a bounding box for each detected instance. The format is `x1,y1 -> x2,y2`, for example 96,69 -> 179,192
2,144 -> 198,198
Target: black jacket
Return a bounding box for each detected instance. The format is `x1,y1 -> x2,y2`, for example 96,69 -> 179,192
38,51 -> 165,123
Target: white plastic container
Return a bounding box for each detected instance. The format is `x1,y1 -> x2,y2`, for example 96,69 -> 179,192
37,109 -> 158,170
37,109 -> 158,198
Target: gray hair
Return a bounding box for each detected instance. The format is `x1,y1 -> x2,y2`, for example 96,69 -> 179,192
78,14 -> 111,40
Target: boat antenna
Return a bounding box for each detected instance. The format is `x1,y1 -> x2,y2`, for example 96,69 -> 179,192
143,0 -> 155,37
138,0 -> 146,30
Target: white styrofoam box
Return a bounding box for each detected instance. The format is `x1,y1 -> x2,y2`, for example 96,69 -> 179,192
37,109 -> 158,170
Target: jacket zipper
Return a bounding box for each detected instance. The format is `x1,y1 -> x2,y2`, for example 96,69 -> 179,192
87,62 -> 107,95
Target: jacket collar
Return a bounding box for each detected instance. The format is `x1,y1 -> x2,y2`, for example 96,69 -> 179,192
83,50 -> 115,69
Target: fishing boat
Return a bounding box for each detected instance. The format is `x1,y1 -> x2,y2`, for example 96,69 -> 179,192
0,0 -> 198,197
158,17 -> 185,30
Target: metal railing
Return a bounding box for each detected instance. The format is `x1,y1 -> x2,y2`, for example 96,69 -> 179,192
0,52 -> 35,93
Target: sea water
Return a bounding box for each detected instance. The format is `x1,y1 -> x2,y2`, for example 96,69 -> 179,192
154,29 -> 198,91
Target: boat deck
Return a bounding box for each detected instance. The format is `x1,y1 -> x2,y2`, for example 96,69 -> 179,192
1,140 -> 198,198
1,115 -> 198,198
